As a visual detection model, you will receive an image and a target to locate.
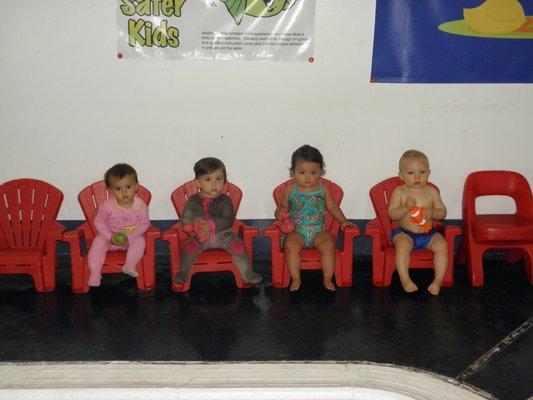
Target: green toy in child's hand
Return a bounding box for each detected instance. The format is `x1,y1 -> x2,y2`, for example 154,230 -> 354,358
114,232 -> 127,245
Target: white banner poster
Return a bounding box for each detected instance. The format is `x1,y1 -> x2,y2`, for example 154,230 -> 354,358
117,0 -> 316,61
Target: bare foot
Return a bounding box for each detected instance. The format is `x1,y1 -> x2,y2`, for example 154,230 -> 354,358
427,281 -> 442,296
401,279 -> 418,293
289,278 -> 301,292
323,280 -> 336,292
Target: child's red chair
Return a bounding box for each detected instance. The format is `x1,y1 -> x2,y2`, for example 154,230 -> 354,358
459,170 -> 533,286
365,177 -> 460,287
162,180 -> 259,292
63,181 -> 160,293
0,179 -> 64,292
264,178 -> 360,288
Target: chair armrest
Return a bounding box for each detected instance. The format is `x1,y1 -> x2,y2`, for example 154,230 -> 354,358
438,222 -> 461,248
62,228 -> 86,266
340,224 -> 360,251
365,219 -> 384,252
264,223 -> 281,243
144,225 -> 161,241
44,223 -> 65,257
238,224 -> 259,241
162,227 -> 180,268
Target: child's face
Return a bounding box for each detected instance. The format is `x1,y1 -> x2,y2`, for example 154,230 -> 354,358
292,160 -> 323,189
196,168 -> 225,198
108,174 -> 138,207
399,156 -> 430,189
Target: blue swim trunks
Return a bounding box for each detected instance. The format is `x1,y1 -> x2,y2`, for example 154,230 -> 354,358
391,228 -> 437,250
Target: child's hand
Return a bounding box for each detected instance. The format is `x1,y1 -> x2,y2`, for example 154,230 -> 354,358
406,196 -> 416,208
423,208 -> 433,220
275,207 -> 289,221
194,220 -> 210,242
340,220 -> 356,230
111,232 -> 128,247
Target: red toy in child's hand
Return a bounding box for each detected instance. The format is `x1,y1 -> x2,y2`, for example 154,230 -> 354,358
183,221 -> 209,243
409,206 -> 432,233
278,209 -> 295,234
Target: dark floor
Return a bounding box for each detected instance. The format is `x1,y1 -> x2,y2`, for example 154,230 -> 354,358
0,257 -> 532,400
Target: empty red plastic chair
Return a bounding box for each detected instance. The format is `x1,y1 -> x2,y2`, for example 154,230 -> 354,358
264,178 -> 359,288
0,179 -> 64,292
63,181 -> 160,293
162,180 -> 259,292
365,177 -> 460,287
459,170 -> 533,286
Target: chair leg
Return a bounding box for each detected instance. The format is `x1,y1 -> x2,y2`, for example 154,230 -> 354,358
467,246 -> 485,287
505,249 -> 523,264
522,247 -> 533,285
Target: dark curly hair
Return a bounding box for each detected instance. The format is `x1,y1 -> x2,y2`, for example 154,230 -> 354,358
290,144 -> 325,173
194,157 -> 227,182
104,163 -> 138,187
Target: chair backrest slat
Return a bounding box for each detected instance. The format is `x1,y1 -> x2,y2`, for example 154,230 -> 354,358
0,179 -> 63,249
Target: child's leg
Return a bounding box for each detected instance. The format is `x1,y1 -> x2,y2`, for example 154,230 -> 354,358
87,235 -> 110,286
218,230 -> 262,284
427,233 -> 448,295
313,231 -> 336,291
393,233 -> 418,292
122,235 -> 146,277
284,232 -> 305,291
175,238 -> 203,283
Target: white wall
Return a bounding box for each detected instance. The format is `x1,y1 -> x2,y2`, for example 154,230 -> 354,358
1,1 -> 531,220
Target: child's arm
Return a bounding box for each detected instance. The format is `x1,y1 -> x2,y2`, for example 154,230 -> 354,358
127,199 -> 150,241
425,189 -> 447,221
388,188 -> 413,221
94,201 -> 114,241
274,187 -> 291,220
324,186 -> 354,229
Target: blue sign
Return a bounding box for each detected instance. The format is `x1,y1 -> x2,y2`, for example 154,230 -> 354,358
371,0 -> 533,83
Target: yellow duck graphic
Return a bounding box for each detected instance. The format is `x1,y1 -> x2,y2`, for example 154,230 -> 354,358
464,0 -> 526,34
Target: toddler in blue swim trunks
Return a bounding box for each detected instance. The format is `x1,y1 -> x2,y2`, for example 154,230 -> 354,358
274,145 -> 354,292
388,150 -> 448,295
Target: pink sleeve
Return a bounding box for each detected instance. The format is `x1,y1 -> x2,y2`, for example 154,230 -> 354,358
127,199 -> 150,241
94,201 -> 113,241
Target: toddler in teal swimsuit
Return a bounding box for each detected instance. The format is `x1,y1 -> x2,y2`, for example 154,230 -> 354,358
275,145 -> 355,292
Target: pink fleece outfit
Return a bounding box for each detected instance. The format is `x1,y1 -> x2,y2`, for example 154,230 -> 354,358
87,197 -> 150,283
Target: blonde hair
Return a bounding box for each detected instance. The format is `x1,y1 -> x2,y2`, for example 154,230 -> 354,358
399,149 -> 429,170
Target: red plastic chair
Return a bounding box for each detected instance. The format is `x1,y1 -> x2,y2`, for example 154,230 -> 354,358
365,177 -> 460,287
458,170 -> 533,286
0,179 -> 64,292
162,180 -> 259,292
264,178 -> 360,288
63,181 -> 160,293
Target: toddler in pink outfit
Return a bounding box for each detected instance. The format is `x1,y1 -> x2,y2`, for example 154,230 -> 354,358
87,163 -> 150,287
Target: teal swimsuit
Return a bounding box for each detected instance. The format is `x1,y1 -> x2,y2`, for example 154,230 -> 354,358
288,184 -> 326,247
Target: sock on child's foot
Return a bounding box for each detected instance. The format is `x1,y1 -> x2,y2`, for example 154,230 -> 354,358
88,273 -> 101,287
243,272 -> 262,285
121,266 -> 138,278
174,270 -> 188,283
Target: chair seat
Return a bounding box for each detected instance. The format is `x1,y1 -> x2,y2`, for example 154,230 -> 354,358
472,215 -> 533,243
384,246 -> 435,263
194,249 -> 233,263
0,249 -> 42,264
